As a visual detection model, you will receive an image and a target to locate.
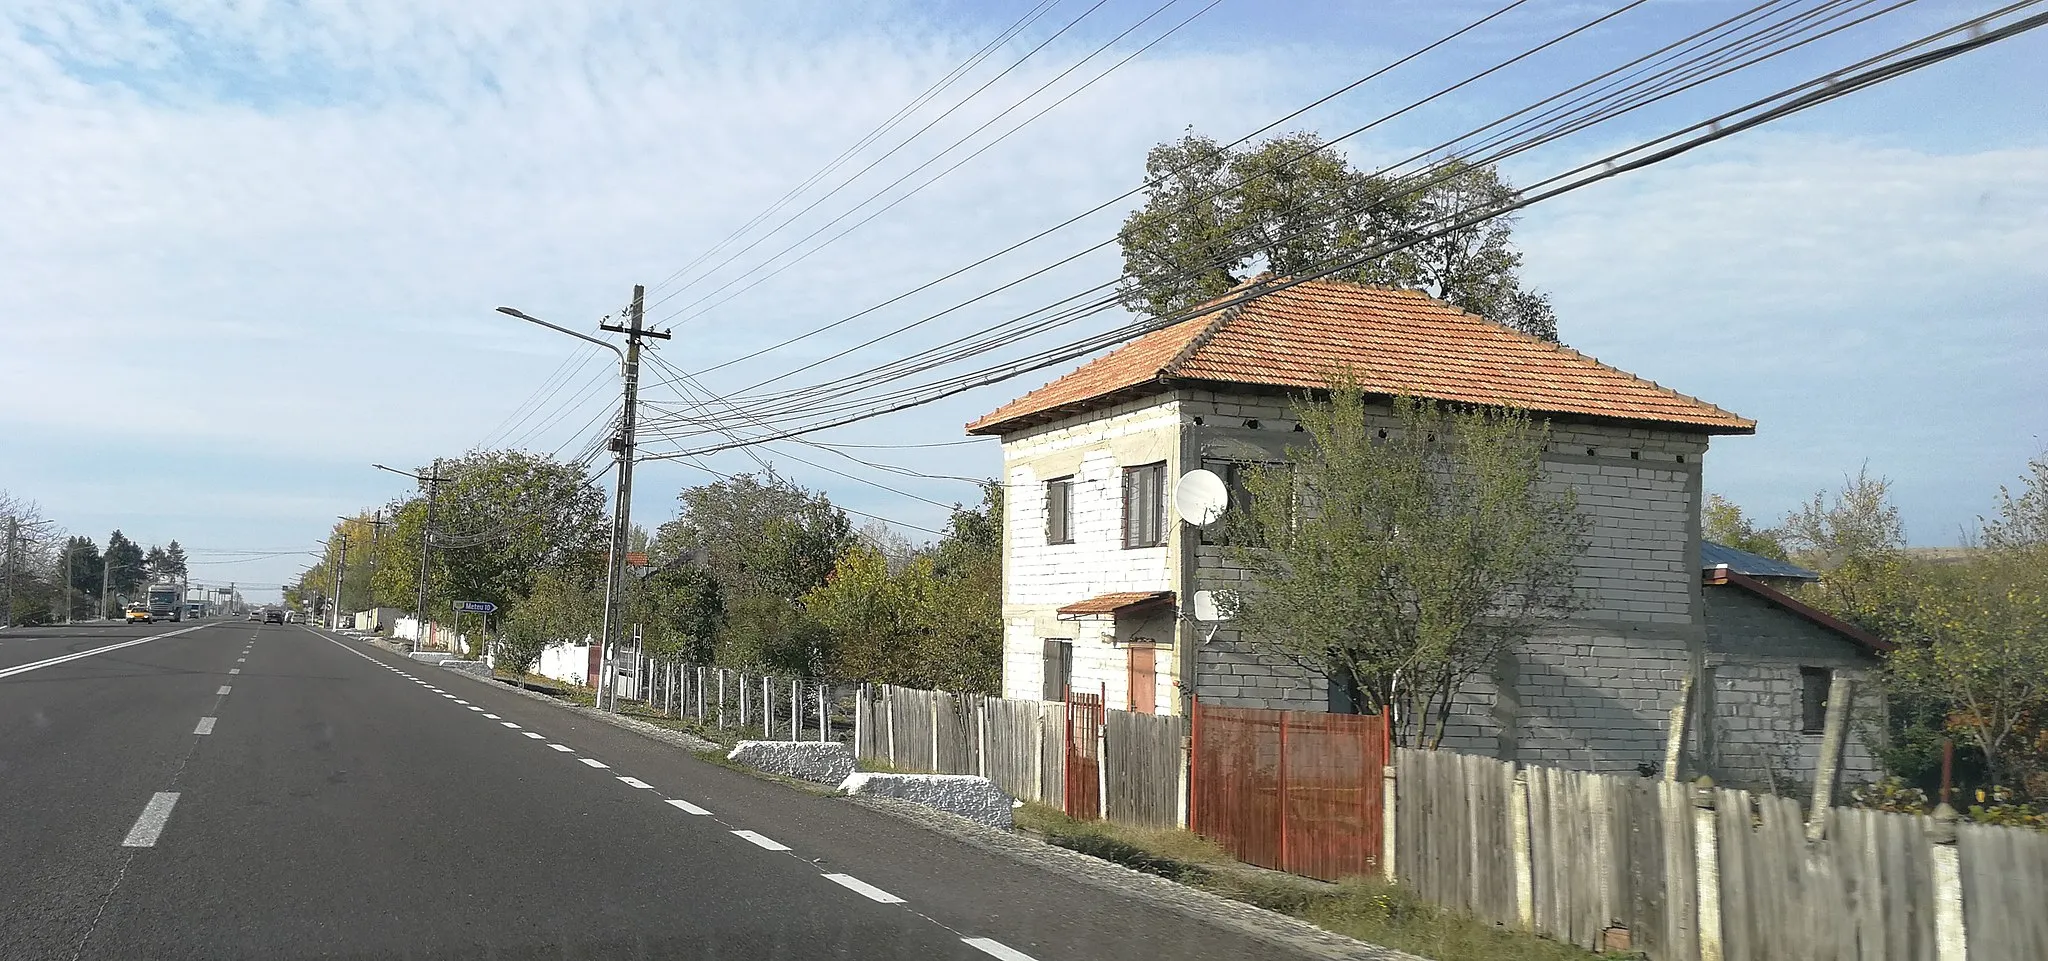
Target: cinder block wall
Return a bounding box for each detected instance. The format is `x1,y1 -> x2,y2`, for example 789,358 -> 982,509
1702,587 -> 1884,791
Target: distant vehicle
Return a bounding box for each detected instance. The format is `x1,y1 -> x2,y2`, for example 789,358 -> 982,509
125,603 -> 154,624
245,611 -> 262,622
264,609 -> 284,624
284,611 -> 302,624
184,602 -> 203,619
145,583 -> 183,623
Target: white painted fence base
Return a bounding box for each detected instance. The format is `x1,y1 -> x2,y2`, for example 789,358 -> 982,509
727,741 -> 855,785
839,773 -> 1015,829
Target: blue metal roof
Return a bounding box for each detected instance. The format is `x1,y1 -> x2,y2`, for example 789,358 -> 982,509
1700,541 -> 1818,580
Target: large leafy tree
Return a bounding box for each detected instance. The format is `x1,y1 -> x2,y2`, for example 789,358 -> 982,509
373,451 -> 609,622
60,536 -> 104,620
1224,388 -> 1588,747
143,545 -> 170,582
103,529 -> 147,608
1117,132 -> 1559,341
652,472 -> 854,603
159,540 -> 189,581
497,570 -> 606,677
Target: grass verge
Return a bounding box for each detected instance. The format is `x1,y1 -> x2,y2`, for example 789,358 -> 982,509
1015,803 -> 1629,961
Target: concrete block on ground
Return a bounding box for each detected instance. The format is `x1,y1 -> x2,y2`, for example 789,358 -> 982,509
837,773 -> 1015,829
727,741 -> 856,785
435,659 -> 490,677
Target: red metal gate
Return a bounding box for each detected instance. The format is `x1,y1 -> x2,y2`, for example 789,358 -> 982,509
1064,686 -> 1105,819
1191,699 -> 1390,881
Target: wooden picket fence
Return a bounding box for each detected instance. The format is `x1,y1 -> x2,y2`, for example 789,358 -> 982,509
849,682 -> 1185,827
1392,747 -> 2048,961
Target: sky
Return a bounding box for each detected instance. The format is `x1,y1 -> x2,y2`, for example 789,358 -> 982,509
3,0 -> 2043,603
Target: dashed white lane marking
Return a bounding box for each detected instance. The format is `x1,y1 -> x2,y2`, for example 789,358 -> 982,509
452,699 -> 469,704
193,717 -> 216,735
731,830 -> 790,851
578,758 -> 608,768
466,706 -> 484,711
962,938 -> 1039,961
522,732 -> 544,739
235,657 -> 245,663
618,776 -> 653,789
482,713 -> 500,719
217,685 -> 232,696
548,744 -> 573,752
228,668 -> 240,675
120,792 -> 181,848
665,799 -> 712,815
500,721 -> 520,729
822,873 -> 906,904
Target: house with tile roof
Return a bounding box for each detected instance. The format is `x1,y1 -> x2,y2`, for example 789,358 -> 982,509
967,277 -> 1884,782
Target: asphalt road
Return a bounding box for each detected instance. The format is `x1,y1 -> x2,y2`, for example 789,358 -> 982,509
1,621 -> 1288,960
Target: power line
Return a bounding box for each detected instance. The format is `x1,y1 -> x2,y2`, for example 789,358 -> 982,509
645,0 -> 1119,314
636,3 -> 2042,459
654,0 -> 1923,433
645,0 -> 1065,298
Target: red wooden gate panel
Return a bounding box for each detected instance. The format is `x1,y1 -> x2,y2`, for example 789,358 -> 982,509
1191,700 -> 1389,881
1064,687 -> 1104,819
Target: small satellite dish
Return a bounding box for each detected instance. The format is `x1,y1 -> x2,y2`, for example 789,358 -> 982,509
1192,590 -> 1233,622
1174,469 -> 1229,526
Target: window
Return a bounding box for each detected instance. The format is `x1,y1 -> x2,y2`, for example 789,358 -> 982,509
1800,667 -> 1832,734
1201,460 -> 1290,546
1045,476 -> 1074,545
1122,462 -> 1167,548
1042,639 -> 1074,701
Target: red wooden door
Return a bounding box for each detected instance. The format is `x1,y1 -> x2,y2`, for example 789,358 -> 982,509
1127,647 -> 1155,714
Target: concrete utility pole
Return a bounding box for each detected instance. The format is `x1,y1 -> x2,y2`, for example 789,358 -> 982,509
594,285 -> 666,711
496,285 -> 667,712
329,529 -> 350,630
3,517 -> 16,628
374,462 -> 446,652
64,539 -> 74,625
367,511 -> 388,609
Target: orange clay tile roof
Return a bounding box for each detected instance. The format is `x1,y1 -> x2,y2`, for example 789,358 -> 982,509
966,279 -> 1754,436
1057,591 -> 1176,616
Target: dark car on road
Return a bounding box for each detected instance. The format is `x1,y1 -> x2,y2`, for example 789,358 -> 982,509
263,609 -> 284,624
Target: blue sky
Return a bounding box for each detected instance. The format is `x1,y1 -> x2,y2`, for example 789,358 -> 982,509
3,1 -> 2043,602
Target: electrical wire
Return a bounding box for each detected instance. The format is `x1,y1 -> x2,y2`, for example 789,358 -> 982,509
634,3 -> 2044,459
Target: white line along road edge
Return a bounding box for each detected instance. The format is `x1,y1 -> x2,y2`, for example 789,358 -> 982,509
0,623 -> 217,680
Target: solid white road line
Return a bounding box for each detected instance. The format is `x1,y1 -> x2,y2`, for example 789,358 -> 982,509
617,777 -> 653,789
0,624 -> 215,680
193,717 -> 216,735
217,685 -> 232,695
731,830 -> 790,851
120,793 -> 181,848
665,799 -> 713,815
548,744 -> 573,752
578,758 -> 608,768
961,938 -> 1039,961
822,873 -> 906,903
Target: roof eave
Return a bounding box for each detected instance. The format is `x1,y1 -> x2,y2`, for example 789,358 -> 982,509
1703,568 -> 1893,653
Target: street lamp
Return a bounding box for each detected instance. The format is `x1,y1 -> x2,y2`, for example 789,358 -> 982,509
495,302 -> 645,712
373,462 -> 445,653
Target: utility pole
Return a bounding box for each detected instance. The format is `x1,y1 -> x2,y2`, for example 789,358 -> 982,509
329,532 -> 350,630
594,284 -> 667,711
413,462 -> 445,653
64,539 -> 75,625
3,517 -> 16,628
367,511 -> 388,611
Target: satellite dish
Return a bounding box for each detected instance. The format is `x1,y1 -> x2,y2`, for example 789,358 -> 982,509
1174,469 -> 1229,526
1192,590 -> 1233,622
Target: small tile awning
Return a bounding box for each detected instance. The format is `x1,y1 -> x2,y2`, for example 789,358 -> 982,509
1057,590 -> 1176,616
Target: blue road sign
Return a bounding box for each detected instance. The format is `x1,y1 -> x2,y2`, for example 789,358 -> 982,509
454,600 -> 497,614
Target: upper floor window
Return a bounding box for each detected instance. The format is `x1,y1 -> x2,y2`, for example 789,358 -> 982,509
1201,460 -> 1291,546
1045,476 -> 1074,545
1123,462 -> 1167,548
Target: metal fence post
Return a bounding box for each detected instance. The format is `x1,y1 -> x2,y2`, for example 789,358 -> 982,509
885,686 -> 897,768
930,692 -> 941,771
790,679 -> 799,741
817,683 -> 827,743
976,697 -> 989,779
717,669 -> 726,728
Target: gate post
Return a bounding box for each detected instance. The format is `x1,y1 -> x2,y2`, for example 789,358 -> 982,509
1277,712 -> 1290,873
1382,760 -> 1398,883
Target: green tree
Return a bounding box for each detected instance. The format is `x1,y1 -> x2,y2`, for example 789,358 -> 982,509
373,451 -> 609,623
1116,132 -> 1558,340
61,536 -> 104,620
634,563 -> 724,666
143,545 -> 170,582
1703,493 -> 1790,561
1981,449 -> 2048,553
1224,388 -> 1589,747
159,540 -> 189,581
653,472 -> 854,602
717,593 -> 832,676
497,570 -> 604,676
103,530 -> 147,606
